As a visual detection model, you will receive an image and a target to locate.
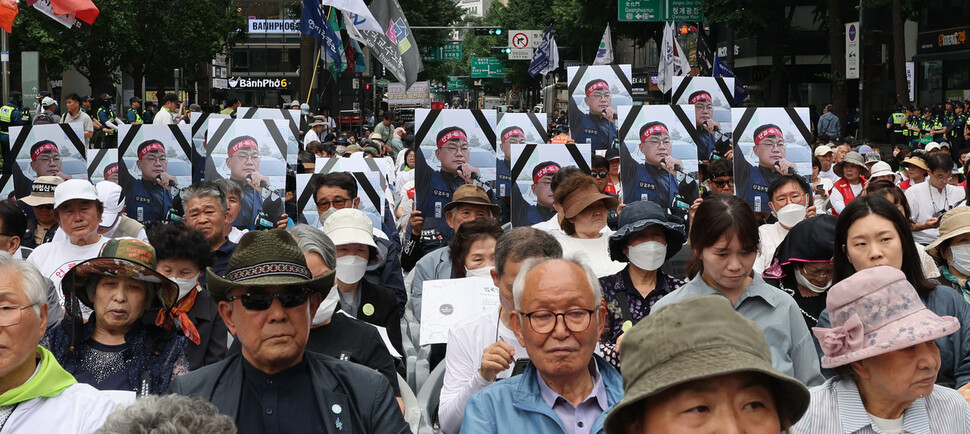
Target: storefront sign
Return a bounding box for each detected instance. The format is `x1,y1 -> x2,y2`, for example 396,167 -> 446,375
846,22 -> 859,80
248,18 -> 300,34
387,81 -> 430,106
918,26 -> 970,53
227,76 -> 293,89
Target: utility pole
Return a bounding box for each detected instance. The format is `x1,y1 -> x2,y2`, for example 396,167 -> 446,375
857,0 -> 865,139
1,32 -> 8,99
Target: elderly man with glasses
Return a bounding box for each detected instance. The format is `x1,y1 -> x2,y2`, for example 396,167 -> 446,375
169,229 -> 408,434
461,256 -> 624,434
0,252 -> 116,430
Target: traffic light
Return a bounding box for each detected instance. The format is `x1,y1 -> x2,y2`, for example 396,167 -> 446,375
474,27 -> 502,36
490,47 -> 511,54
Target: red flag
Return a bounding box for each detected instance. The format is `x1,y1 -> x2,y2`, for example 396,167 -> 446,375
0,0 -> 17,33
27,0 -> 99,25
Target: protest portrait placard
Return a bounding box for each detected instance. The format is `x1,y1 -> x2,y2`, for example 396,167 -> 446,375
731,107 -> 813,212
205,118 -> 290,229
86,149 -> 119,185
420,277 -> 501,346
566,64 -> 633,153
2,124 -> 86,202
617,105 -> 699,222
115,124 -> 192,223
494,112 -> 548,224
413,109 -> 496,243
235,107 -> 301,164
508,143 -> 591,227
672,76 -> 735,162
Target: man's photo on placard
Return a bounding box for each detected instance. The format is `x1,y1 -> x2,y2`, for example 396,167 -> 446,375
672,76 -> 735,161
413,109 -> 496,243
235,107 -> 300,163
494,112 -> 547,224
617,105 -> 699,222
509,143 -> 591,227
116,124 -> 192,223
732,107 -> 813,212
189,112 -> 230,183
4,124 -> 86,202
205,118 -> 289,228
566,65 -> 633,152
86,149 -> 119,185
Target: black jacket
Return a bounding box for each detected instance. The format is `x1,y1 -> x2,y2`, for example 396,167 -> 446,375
184,290 -> 228,370
169,351 -> 409,434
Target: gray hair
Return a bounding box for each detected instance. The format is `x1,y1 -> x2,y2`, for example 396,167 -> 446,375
287,224 -> 337,269
182,181 -> 228,213
511,255 -> 601,311
494,227 -> 562,277
95,394 -> 235,434
0,252 -> 46,316
213,178 -> 242,199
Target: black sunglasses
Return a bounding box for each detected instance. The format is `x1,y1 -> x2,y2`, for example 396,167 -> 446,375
710,179 -> 734,188
226,288 -> 310,310
591,171 -> 609,178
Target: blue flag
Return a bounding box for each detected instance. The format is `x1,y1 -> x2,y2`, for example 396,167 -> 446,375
713,55 -> 748,106
302,0 -> 342,66
529,26 -> 558,77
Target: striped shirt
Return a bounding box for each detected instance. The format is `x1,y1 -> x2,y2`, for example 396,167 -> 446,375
791,376 -> 970,433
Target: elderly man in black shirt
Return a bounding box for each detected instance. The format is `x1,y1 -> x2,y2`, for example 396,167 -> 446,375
169,229 -> 407,434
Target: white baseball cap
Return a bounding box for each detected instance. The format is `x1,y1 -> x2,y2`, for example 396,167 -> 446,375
926,142 -> 942,152
814,145 -> 834,157
41,97 -> 57,107
322,208 -> 378,250
96,181 -> 125,228
54,179 -> 99,209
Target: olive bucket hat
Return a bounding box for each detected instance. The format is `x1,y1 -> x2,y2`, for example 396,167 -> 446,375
205,229 -> 335,302
64,238 -> 179,311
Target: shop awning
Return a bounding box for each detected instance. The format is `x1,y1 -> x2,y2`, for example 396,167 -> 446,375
912,49 -> 970,62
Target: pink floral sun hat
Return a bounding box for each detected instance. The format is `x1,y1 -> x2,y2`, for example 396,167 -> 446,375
813,265 -> 960,369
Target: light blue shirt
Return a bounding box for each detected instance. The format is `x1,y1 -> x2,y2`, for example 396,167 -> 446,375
792,376 -> 970,433
651,274 -> 824,386
536,361 -> 608,434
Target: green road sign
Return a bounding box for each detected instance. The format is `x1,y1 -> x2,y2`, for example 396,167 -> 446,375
471,57 -> 506,78
422,42 -> 463,62
618,0 -> 701,21
446,76 -> 466,90
376,79 -> 389,88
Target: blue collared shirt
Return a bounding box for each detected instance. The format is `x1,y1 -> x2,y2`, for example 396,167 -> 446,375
651,274 -> 824,386
536,361 -> 608,434
792,376 -> 970,433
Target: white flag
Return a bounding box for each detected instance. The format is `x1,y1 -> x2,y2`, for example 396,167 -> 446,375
529,26 -> 560,77
593,24 -> 613,65
325,0 -> 383,35
658,22 -> 690,93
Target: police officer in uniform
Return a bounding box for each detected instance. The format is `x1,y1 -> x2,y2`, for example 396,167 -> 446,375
949,102 -> 967,155
511,161 -> 559,227
126,96 -> 144,124
119,139 -> 178,222
734,123 -> 797,212
907,105 -> 923,146
143,101 -> 156,124
0,91 -> 29,149
95,93 -> 117,148
926,106 -> 946,142
412,126 -> 482,248
572,79 -> 618,152
886,104 -> 907,146
620,121 -> 696,222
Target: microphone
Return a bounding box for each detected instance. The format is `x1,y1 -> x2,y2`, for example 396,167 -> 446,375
660,158 -> 683,174
457,165 -> 483,182
704,120 -> 731,142
247,173 -> 271,190
248,174 -> 280,201
775,160 -> 797,175
156,174 -> 178,189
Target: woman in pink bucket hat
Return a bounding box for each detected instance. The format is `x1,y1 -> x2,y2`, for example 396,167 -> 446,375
792,266 -> 970,432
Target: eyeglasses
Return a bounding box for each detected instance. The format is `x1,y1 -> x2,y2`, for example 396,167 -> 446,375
142,155 -> 167,164
758,140 -> 786,149
232,153 -> 260,162
772,192 -> 804,206
710,178 -> 734,188
535,180 -> 553,187
591,171 -> 609,179
643,138 -> 671,147
0,303 -> 38,327
36,156 -> 60,164
316,197 -> 352,210
440,145 -> 470,155
588,91 -> 611,100
520,308 -> 595,334
226,289 -> 309,311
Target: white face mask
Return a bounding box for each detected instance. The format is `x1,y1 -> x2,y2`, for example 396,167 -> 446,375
794,266 -> 832,293
312,287 -> 341,326
775,203 -> 807,228
626,241 -> 667,271
465,265 -> 494,279
949,244 -> 970,277
171,275 -> 199,301
318,207 -> 337,227
335,255 -> 368,284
